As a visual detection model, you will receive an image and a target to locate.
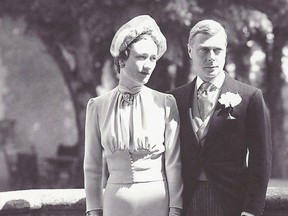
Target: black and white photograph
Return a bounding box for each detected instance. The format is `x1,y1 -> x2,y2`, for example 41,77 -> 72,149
0,1 -> 287,216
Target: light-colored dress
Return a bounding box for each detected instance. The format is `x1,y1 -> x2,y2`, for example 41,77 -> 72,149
84,85 -> 183,216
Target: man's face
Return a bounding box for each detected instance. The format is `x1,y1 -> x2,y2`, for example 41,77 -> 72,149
188,31 -> 227,82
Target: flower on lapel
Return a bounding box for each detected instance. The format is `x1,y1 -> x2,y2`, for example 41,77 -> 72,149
218,92 -> 242,119
218,92 -> 242,108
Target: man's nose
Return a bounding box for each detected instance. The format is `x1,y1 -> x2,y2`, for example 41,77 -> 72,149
207,50 -> 216,61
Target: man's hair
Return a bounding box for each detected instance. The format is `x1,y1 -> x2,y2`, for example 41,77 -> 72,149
188,19 -> 227,47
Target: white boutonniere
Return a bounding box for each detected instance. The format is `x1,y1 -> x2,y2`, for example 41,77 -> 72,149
218,92 -> 242,119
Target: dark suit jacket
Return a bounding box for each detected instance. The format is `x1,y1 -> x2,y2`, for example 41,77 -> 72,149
170,74 -> 272,216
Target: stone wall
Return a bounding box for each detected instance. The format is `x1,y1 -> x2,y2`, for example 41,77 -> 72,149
0,15 -> 78,192
0,187 -> 287,216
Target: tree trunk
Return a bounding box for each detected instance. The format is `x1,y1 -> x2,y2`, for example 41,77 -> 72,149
231,44 -> 251,84
266,27 -> 288,178
41,29 -> 97,187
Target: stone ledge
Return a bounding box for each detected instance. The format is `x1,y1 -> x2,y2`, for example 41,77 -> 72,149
0,187 -> 287,215
0,189 -> 85,215
265,187 -> 288,210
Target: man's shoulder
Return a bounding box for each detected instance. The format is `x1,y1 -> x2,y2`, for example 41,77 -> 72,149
169,81 -> 194,96
225,75 -> 259,95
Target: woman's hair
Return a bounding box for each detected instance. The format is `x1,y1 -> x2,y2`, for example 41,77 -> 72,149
114,33 -> 158,73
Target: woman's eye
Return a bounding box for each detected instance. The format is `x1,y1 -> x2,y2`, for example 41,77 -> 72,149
136,55 -> 146,60
199,48 -> 208,53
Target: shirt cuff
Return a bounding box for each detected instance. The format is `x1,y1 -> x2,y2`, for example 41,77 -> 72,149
241,212 -> 254,216
86,209 -> 103,216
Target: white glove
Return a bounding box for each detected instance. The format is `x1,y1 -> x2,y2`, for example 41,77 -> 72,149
169,207 -> 182,216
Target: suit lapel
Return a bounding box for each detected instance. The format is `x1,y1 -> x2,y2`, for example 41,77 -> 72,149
178,79 -> 200,152
200,74 -> 232,153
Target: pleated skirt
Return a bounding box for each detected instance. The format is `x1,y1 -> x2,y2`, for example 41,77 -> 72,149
103,180 -> 169,216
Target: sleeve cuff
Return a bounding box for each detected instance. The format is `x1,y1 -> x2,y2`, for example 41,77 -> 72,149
241,211 -> 254,216
169,207 -> 182,216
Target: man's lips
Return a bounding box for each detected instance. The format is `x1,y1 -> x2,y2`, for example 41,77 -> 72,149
140,71 -> 150,75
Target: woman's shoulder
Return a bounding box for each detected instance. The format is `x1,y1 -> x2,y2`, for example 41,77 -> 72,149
144,86 -> 174,97
87,88 -> 118,107
144,87 -> 177,105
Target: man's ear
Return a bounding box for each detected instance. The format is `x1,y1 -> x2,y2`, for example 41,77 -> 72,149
187,44 -> 192,58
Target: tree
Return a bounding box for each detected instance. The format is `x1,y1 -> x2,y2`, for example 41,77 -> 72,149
196,0 -> 288,178
1,0 -> 287,187
0,0 -> 201,187
247,0 -> 288,178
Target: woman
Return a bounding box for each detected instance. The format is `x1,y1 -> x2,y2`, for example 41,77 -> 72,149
84,15 -> 183,216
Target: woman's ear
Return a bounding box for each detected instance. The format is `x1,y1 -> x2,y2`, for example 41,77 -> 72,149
119,61 -> 125,68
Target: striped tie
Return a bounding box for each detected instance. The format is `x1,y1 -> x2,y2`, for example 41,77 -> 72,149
197,82 -> 215,121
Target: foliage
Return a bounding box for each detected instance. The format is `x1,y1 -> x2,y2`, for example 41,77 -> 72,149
248,0 -> 288,28
0,0 -> 288,182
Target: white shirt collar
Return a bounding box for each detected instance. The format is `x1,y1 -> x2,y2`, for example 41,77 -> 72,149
196,70 -> 225,90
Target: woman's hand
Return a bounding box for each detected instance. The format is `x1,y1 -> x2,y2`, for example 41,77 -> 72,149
169,207 -> 182,216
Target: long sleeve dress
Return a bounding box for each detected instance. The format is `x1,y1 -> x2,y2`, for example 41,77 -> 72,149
84,85 -> 183,216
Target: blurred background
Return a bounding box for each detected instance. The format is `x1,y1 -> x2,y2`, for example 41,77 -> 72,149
0,0 -> 287,191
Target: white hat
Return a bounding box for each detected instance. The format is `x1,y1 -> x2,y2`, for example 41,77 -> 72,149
110,15 -> 167,60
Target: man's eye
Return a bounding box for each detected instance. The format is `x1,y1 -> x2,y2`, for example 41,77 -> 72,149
214,48 -> 222,54
150,56 -> 157,61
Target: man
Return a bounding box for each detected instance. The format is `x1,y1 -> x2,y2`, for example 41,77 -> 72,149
170,19 -> 272,216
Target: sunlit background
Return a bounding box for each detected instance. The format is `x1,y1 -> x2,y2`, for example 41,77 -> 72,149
0,0 -> 287,191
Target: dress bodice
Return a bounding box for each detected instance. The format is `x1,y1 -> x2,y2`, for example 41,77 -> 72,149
96,86 -> 170,155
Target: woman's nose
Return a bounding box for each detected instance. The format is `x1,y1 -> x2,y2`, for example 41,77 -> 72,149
144,60 -> 155,69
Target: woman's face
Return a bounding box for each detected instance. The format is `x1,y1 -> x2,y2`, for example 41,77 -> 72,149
121,37 -> 158,86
